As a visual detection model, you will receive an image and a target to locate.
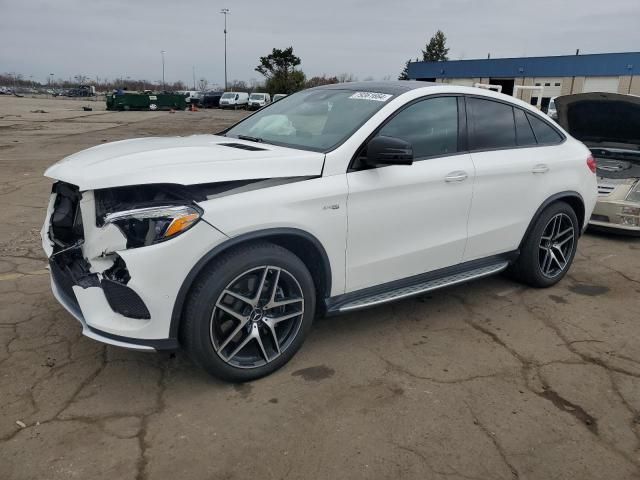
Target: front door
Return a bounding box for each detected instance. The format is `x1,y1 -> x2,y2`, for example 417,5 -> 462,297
345,96 -> 474,292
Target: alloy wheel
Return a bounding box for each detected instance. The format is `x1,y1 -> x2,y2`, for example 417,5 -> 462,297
209,266 -> 305,369
538,213 -> 575,278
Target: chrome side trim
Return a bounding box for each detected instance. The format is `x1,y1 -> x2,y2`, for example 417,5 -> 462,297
339,261 -> 509,312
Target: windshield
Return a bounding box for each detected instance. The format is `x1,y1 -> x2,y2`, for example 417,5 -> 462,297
250,94 -> 265,100
221,93 -> 236,99
225,89 -> 393,152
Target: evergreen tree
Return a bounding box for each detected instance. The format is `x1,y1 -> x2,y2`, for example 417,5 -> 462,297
398,59 -> 411,80
422,30 -> 449,62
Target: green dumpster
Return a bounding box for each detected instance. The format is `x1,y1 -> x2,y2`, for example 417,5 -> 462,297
106,92 -> 189,111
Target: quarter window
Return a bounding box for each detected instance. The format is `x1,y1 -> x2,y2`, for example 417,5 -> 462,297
527,113 -> 563,144
376,96 -> 458,159
514,108 -> 537,146
467,97 -> 516,150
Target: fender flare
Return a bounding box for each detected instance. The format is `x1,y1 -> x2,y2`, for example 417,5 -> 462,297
168,227 -> 332,340
519,191 -> 585,249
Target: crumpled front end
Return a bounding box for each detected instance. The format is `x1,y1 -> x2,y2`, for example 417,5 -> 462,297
42,181 -> 227,350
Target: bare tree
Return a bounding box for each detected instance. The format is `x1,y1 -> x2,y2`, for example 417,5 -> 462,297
337,73 -> 356,83
198,78 -> 209,92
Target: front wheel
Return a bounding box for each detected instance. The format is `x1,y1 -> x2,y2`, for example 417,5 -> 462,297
509,201 -> 579,288
182,242 -> 316,382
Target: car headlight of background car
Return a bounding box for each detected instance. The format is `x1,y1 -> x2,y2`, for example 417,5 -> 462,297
104,204 -> 202,248
625,180 -> 640,203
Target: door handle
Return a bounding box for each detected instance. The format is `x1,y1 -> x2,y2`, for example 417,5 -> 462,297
445,171 -> 468,183
532,164 -> 550,174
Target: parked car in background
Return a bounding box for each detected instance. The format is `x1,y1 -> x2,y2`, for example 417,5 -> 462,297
41,81 -> 597,381
219,91 -> 249,109
272,93 -> 287,102
202,92 -> 223,108
554,92 -> 640,235
247,92 -> 271,110
179,90 -> 203,106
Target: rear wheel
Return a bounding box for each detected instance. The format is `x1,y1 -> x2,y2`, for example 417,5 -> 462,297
510,201 -> 579,287
149,103 -> 158,111
182,242 -> 315,382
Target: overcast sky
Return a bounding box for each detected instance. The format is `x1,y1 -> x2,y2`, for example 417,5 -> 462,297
1,0 -> 639,87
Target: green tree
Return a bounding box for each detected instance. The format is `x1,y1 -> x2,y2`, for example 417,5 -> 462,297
422,30 -> 449,62
306,75 -> 339,88
398,59 -> 412,80
255,46 -> 306,94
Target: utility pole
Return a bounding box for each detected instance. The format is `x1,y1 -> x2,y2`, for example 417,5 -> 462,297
193,66 -> 196,90
220,8 -> 230,90
161,50 -> 166,91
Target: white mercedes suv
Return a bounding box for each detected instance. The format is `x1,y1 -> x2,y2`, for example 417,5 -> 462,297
42,81 -> 597,381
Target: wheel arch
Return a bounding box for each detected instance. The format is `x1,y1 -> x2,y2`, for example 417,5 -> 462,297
519,191 -> 585,250
169,228 -> 332,340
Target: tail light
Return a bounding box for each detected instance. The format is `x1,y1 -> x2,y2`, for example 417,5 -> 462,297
586,155 -> 597,174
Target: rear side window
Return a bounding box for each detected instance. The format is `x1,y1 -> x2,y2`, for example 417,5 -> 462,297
514,108 -> 537,146
527,113 -> 563,144
376,96 -> 458,159
467,98 -> 516,150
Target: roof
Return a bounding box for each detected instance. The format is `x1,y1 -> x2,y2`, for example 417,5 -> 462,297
316,80 -> 435,95
408,52 -> 640,79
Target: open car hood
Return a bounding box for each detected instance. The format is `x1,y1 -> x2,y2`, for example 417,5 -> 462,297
554,92 -> 640,149
45,135 -> 325,190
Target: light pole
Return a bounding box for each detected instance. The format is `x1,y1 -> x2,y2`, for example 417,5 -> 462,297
49,73 -> 54,88
161,50 -> 166,91
220,8 -> 230,90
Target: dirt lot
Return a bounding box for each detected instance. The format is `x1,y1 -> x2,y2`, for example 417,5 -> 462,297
1,95 -> 640,480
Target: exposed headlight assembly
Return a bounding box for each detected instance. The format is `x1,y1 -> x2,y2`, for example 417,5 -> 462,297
625,180 -> 640,203
104,205 -> 201,248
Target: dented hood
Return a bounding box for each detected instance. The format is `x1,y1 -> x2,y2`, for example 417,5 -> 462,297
45,134 -> 325,190
554,92 -> 640,148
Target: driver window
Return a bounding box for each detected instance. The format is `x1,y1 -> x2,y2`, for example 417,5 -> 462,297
376,97 -> 458,160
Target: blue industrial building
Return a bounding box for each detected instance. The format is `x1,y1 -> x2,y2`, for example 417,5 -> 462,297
408,52 -> 639,110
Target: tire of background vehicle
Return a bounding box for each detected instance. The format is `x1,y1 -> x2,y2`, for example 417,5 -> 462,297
149,103 -> 158,111
181,242 -> 316,382
509,201 -> 579,288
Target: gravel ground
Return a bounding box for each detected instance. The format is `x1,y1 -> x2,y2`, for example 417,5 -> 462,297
1,95 -> 639,480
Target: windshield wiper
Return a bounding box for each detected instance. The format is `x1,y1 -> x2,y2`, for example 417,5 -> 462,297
237,134 -> 264,143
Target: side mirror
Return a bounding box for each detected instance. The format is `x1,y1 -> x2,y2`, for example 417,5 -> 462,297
365,136 -> 413,166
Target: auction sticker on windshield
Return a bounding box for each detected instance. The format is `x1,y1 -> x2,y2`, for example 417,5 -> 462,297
349,92 -> 393,102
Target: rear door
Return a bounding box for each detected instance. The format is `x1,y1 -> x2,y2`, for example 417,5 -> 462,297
345,96 -> 475,292
464,96 -> 565,261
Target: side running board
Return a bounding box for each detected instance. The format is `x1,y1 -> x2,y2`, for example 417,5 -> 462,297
330,261 -> 509,313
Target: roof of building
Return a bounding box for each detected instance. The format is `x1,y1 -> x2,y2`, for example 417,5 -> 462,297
408,52 -> 640,79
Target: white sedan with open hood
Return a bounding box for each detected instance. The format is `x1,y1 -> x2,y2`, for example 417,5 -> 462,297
554,92 -> 640,235
42,81 -> 597,381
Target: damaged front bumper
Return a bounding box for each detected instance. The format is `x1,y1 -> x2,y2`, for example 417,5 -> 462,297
589,200 -> 640,235
42,183 -> 227,351
589,180 -> 640,236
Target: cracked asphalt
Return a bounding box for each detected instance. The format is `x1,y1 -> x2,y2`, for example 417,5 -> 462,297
1,96 -> 640,480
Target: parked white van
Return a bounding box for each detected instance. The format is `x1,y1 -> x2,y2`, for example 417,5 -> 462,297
219,92 -> 249,109
247,93 -> 271,110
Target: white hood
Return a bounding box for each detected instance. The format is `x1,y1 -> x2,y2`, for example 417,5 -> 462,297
45,135 -> 325,190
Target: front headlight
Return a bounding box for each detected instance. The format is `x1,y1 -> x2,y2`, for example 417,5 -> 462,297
104,205 -> 201,248
625,180 -> 640,203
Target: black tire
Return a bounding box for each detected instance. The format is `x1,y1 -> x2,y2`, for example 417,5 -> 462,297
182,242 -> 316,382
509,201 -> 579,288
